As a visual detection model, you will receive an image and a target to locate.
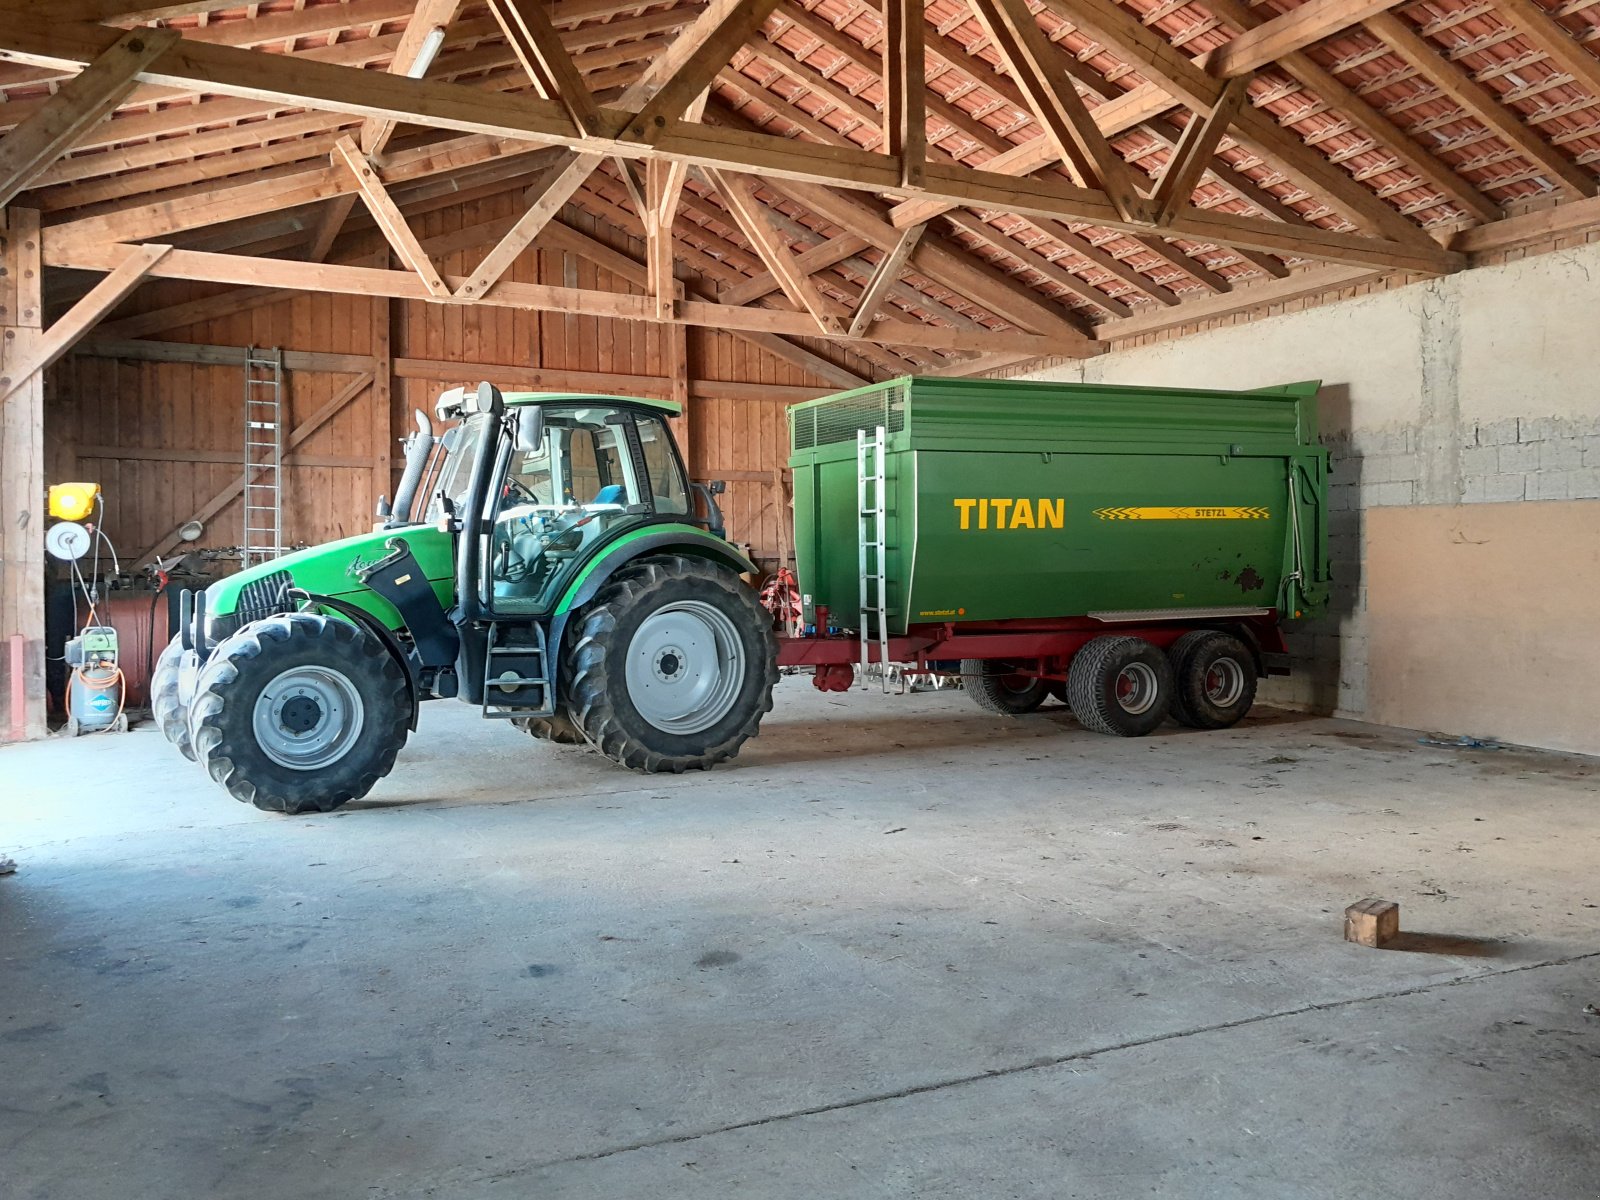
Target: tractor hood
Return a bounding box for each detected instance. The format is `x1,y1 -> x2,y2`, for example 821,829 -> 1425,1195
206,523 -> 455,631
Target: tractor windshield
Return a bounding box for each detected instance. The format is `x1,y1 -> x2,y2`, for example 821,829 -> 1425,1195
427,415 -> 491,521
489,405 -> 689,614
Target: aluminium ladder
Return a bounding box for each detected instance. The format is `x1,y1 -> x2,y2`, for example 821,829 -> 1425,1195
242,346 -> 285,568
856,425 -> 890,692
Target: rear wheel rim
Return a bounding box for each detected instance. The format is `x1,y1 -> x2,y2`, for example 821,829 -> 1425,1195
626,600 -> 746,735
252,665 -> 365,770
1113,662 -> 1159,715
1203,657 -> 1246,708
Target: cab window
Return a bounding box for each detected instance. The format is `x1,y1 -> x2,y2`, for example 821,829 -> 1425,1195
636,413 -> 689,515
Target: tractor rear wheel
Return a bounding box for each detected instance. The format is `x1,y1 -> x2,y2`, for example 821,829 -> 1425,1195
961,660 -> 1048,715
152,632 -> 198,762
1067,635 -> 1174,737
189,612 -> 409,814
512,708 -> 586,745
566,555 -> 777,773
1167,630 -> 1257,730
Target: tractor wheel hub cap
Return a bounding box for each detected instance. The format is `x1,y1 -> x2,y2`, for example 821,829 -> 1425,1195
252,665 -> 365,770
626,601 -> 745,735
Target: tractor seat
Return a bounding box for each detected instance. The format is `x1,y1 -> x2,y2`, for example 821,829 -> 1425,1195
591,484 -> 626,506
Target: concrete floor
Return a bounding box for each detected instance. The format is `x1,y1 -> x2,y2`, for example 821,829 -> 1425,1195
2,678 -> 1598,1199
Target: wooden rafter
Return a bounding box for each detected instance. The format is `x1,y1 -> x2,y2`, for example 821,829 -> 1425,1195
705,167 -> 842,335
1199,0 -> 1413,78
489,0 -> 601,137
1363,11 -> 1597,202
308,0 -> 462,262
1151,77 -> 1251,227
847,222 -> 924,339
329,135 -> 452,298
0,28 -> 177,208
967,0 -> 1143,220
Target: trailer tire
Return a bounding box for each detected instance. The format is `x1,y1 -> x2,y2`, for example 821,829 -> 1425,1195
1067,635 -> 1174,737
512,708 -> 586,745
152,632 -> 198,762
1167,630 -> 1257,730
189,612 -> 410,814
961,660 -> 1048,715
566,555 -> 777,773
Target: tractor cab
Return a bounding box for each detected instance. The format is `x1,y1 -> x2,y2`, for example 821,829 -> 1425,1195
432,386 -> 698,618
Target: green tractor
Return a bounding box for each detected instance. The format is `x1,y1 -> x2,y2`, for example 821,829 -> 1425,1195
152,383 -> 778,814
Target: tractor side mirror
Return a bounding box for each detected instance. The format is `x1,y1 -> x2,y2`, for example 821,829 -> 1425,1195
707,479 -> 727,496
514,406 -> 545,452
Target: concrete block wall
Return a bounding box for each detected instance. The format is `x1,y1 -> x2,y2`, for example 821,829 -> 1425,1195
1020,240 -> 1600,751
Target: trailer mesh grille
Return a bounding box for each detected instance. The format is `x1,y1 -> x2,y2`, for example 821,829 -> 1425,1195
790,382 -> 908,451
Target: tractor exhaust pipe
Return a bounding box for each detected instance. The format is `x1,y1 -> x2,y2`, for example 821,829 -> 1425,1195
387,410 -> 435,527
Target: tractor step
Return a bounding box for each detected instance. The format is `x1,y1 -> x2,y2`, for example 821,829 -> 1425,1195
480,621 -> 555,719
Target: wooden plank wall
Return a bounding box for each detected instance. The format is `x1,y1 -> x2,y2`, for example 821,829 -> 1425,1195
45,199 -> 844,572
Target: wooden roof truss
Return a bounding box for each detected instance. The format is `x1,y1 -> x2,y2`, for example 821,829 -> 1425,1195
2,0 -> 1598,377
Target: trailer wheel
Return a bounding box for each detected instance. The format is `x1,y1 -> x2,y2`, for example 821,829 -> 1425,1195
189,612 -> 410,814
1067,635 -> 1174,737
152,632 -> 198,762
512,708 -> 586,745
566,555 -> 778,773
1167,630 -> 1257,730
961,660 -> 1048,715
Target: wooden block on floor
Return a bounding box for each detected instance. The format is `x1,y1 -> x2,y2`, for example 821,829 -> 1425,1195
1344,898 -> 1400,947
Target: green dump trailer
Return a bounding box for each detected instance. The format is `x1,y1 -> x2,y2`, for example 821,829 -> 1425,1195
783,376 -> 1330,735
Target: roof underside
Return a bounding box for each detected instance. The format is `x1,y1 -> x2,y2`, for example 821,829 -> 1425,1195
4,0 -> 1598,380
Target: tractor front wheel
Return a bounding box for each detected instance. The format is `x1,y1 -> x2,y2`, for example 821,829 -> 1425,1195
152,632 -> 199,762
566,555 -> 777,773
189,612 -> 409,814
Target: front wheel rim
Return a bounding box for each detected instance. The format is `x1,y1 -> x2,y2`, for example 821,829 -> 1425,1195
625,600 -> 746,734
1113,662 -> 1160,715
252,665 -> 365,769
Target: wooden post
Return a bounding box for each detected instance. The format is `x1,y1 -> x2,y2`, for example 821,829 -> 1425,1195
372,258 -> 393,511
669,282 -> 693,479
0,209 -> 47,741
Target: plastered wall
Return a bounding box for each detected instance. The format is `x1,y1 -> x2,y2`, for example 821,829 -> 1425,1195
1023,241 -> 1600,754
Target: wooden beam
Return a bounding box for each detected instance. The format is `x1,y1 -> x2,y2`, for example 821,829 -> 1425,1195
942,211 -> 1134,318
133,371 -> 376,570
1037,0 -> 1431,246
1094,264 -> 1380,341
1492,0 -> 1600,106
308,0 -> 462,261
1200,0 -> 1411,78
706,168 -> 844,335
48,240 -> 1073,358
490,0 -> 601,136
1365,11 -> 1596,201
1197,0 -> 1498,225
0,208 -> 45,741
848,222 -> 925,338
0,242 -> 168,403
967,0 -> 1142,219
1151,77 -> 1250,226
330,134 -> 452,298
454,151 -> 605,299
623,0 -> 784,142
883,0 -> 926,190
717,233 -> 869,306
0,28 -> 177,208
72,338 -> 373,375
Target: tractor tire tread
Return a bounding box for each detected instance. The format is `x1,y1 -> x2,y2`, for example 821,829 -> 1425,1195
190,612 -> 409,814
152,632 -> 197,762
566,555 -> 777,773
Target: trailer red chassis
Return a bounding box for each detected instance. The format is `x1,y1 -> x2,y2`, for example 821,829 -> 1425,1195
775,611 -> 1291,692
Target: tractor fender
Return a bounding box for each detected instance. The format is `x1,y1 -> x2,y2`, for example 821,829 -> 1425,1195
544,531 -> 757,703
297,591 -> 423,731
